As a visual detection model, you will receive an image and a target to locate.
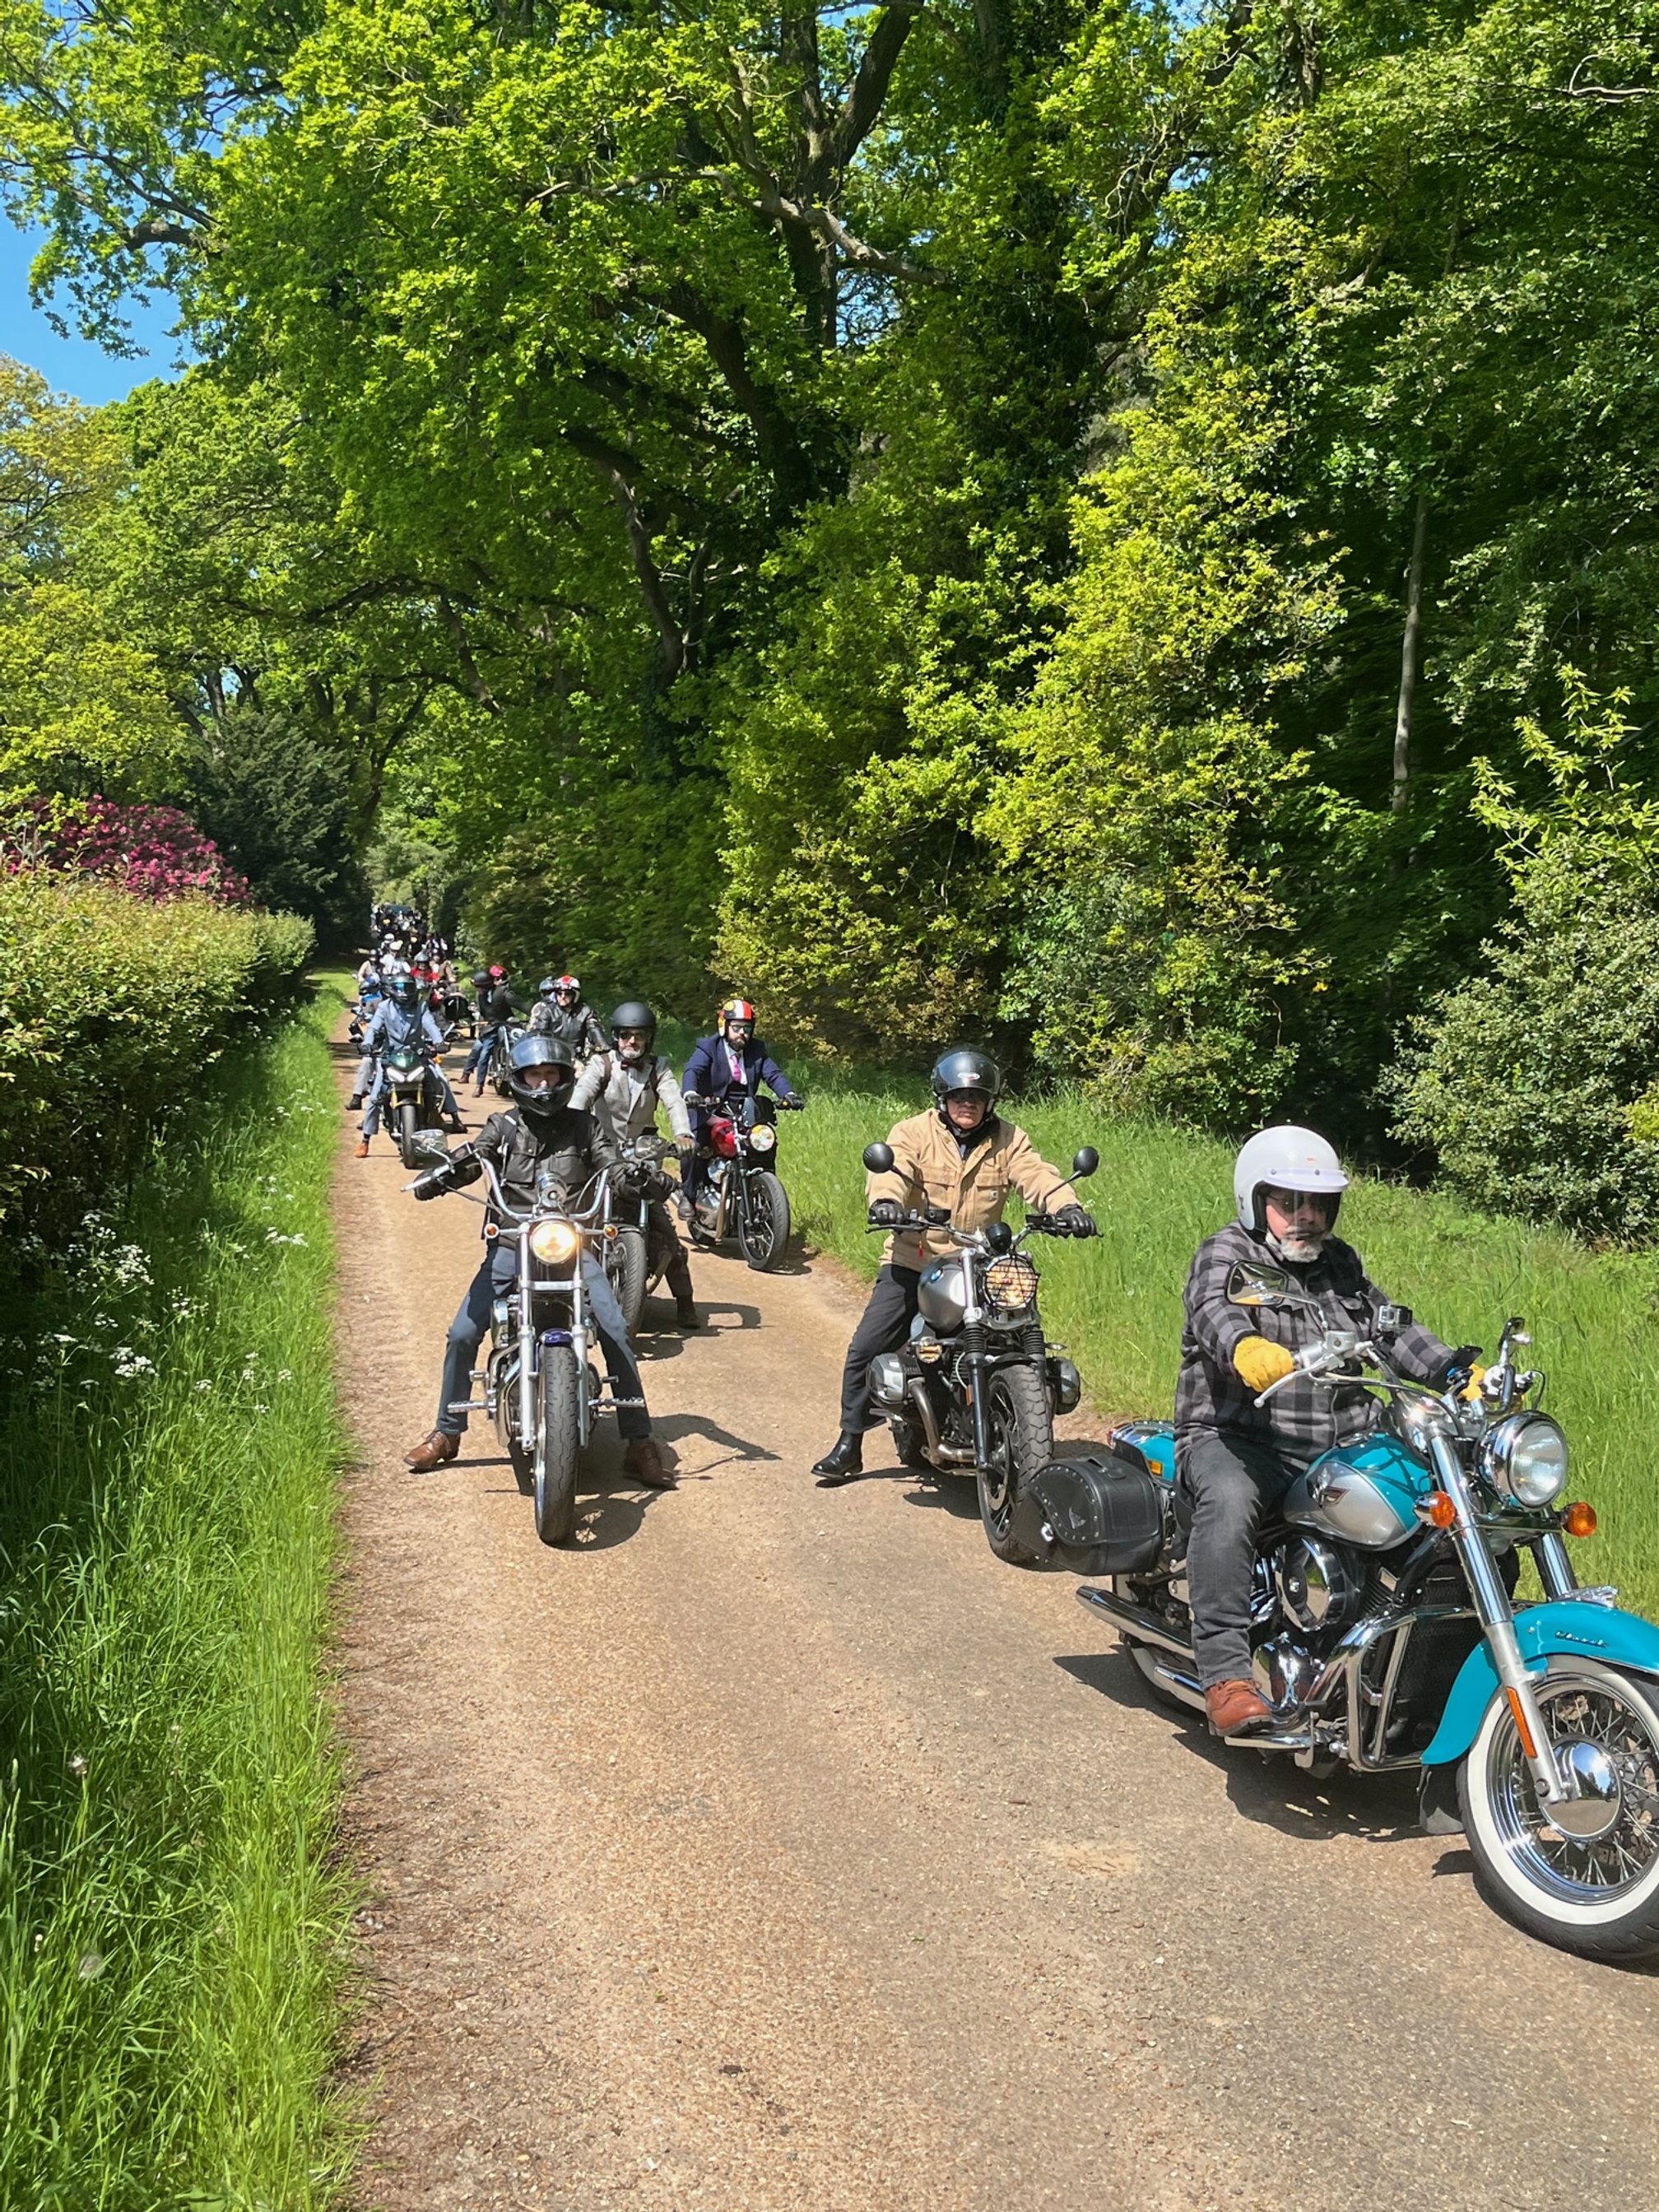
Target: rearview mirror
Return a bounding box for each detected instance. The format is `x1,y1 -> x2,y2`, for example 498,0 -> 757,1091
863,1141 -> 895,1174
409,1128 -> 451,1165
1071,1146 -> 1099,1180
1225,1260 -> 1314,1309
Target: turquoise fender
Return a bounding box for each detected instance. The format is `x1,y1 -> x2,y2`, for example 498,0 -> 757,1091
1420,1600 -> 1659,1767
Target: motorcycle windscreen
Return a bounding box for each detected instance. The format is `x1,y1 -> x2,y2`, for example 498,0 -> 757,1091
1008,1454 -> 1166,1574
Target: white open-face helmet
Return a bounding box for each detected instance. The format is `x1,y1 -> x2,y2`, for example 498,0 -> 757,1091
1234,1125 -> 1349,1234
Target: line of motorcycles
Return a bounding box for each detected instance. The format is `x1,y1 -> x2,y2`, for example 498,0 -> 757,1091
379,969 -> 1659,1964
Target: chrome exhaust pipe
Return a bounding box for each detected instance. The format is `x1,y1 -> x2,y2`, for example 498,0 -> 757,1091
1076,1582 -> 1197,1661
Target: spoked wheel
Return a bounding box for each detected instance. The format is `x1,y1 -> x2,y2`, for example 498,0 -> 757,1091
533,1345 -> 581,1546
977,1364 -> 1053,1564
1459,1657 -> 1659,1961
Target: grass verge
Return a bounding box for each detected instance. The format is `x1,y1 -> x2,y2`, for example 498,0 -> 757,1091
0,981 -> 354,2211
782,1071 -> 1659,1615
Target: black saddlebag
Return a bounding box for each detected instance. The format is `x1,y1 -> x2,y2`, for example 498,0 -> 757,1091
1008,1453 -> 1168,1575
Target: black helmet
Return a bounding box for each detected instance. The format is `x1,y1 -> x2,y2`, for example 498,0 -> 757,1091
537,974 -> 558,999
472,969 -> 491,991
929,1046 -> 1001,1104
506,1033 -> 576,1122
610,999 -> 657,1057
388,972 -> 418,1009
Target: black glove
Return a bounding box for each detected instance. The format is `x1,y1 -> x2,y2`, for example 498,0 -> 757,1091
1435,1344 -> 1484,1392
780,1094 -> 806,1111
867,1199 -> 906,1228
1053,1204 -> 1096,1237
411,1146 -> 481,1201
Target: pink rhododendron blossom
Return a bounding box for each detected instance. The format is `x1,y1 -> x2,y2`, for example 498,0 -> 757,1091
0,797 -> 251,905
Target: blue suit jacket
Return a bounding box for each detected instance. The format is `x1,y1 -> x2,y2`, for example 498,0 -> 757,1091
681,1033 -> 797,1114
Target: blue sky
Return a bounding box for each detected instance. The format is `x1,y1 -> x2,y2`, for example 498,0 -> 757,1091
0,221 -> 188,403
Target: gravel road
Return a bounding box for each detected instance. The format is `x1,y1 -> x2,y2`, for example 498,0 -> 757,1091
332,1032 -> 1659,2212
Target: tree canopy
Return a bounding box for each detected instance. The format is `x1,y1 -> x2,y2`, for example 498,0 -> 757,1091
4,0 -> 1659,1212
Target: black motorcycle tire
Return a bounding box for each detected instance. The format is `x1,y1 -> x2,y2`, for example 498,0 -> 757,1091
1458,1655 -> 1659,1963
739,1170 -> 790,1271
533,1345 -> 581,1546
978,1364 -> 1053,1564
610,1226 -> 648,1335
397,1095 -> 419,1169
889,1414 -> 932,1471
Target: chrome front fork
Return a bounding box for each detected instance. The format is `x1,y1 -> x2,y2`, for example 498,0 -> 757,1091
1429,1434 -> 1564,1804
517,1236 -> 537,1455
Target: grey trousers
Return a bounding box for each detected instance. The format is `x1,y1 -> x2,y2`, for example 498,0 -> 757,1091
1183,1431 -> 1297,1689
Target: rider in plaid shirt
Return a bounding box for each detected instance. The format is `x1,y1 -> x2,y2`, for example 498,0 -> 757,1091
1176,1126 -> 1476,1740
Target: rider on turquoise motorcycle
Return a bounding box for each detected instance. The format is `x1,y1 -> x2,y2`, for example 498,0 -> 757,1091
1178,1125 -> 1480,1740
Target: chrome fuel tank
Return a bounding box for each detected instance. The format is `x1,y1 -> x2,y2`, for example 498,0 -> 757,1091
1283,1429 -> 1429,1551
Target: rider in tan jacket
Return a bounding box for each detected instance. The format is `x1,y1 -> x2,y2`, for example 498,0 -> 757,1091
812,1047 -> 1093,1484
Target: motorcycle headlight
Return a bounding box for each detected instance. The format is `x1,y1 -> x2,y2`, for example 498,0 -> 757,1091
1480,1412 -> 1569,1508
748,1122 -> 777,1153
983,1252 -> 1039,1318
529,1220 -> 580,1264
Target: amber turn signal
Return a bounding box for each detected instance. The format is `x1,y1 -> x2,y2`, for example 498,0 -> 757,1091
1423,1491 -> 1457,1529
1563,1501 -> 1598,1539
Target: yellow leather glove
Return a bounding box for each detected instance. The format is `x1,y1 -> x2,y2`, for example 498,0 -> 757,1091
1461,1364 -> 1488,1403
1234,1335 -> 1297,1393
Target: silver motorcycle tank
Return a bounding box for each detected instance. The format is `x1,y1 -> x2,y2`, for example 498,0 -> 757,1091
1283,1431 -> 1425,1550
917,1257 -> 968,1332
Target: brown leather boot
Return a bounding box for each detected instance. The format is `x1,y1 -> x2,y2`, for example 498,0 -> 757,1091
623,1437 -> 676,1489
404,1429 -> 459,1473
355,1138 -> 370,1158
1204,1678 -> 1274,1736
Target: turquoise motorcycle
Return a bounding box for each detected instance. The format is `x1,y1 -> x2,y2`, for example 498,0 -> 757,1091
1014,1262 -> 1659,1962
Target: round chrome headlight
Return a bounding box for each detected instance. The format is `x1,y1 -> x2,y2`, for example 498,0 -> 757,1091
1480,1412 -> 1569,1508
529,1219 -> 580,1264
748,1122 -> 776,1153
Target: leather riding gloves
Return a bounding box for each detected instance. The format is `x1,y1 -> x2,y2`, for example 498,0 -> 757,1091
1233,1335 -> 1296,1392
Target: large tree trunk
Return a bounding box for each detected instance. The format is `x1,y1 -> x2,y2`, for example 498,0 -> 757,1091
1392,492 -> 1429,815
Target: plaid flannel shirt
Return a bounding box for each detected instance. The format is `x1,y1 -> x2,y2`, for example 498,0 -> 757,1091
1173,1222 -> 1455,1471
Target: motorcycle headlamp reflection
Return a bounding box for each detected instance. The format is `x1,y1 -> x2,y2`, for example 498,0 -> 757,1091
1480,1411 -> 1570,1508
748,1122 -> 777,1153
528,1219 -> 580,1265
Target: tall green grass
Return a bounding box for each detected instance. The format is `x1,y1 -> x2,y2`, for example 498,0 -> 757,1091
0,983 -> 354,2210
782,1071 -> 1659,1614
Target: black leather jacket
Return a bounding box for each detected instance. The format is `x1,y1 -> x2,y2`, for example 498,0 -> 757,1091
416,1104 -> 619,1224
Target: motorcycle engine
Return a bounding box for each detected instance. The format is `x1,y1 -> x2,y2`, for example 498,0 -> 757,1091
1272,1535 -> 1367,1634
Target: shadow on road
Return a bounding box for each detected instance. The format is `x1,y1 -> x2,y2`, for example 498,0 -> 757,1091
1053,1645 -> 1425,1846
653,1411 -> 780,1471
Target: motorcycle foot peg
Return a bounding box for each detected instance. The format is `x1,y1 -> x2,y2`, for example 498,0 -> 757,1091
445,1400 -> 487,1414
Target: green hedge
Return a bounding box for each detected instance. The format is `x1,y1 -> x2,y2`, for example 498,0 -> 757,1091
0,874 -> 314,1248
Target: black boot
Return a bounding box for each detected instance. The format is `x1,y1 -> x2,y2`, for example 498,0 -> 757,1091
676,1296 -> 700,1330
812,1433 -> 863,1485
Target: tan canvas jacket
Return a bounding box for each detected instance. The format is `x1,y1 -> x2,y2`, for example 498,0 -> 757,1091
867,1108 -> 1079,1271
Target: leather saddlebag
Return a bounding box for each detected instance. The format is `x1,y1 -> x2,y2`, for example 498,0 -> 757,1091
1008,1453 -> 1168,1574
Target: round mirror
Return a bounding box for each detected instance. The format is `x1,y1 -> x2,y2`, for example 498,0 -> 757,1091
863,1141 -> 895,1174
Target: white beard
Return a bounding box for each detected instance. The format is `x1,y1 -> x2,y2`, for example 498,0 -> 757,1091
1267,1229 -> 1327,1266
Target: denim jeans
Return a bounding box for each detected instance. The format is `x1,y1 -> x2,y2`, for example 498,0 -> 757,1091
436,1243 -> 649,1442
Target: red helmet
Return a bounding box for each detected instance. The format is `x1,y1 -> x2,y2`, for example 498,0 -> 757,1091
718,997 -> 756,1037
488,963 -> 507,981
553,973 -> 581,997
